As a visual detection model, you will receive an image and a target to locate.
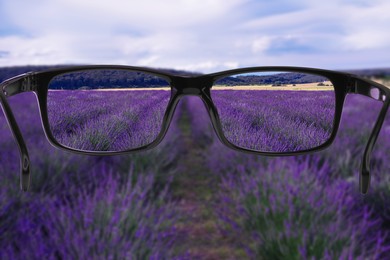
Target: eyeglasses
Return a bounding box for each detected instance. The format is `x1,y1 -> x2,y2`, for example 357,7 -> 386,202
0,65 -> 389,193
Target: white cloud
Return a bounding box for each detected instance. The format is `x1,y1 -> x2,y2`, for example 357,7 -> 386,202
341,2 -> 390,50
173,61 -> 240,72
251,37 -> 271,53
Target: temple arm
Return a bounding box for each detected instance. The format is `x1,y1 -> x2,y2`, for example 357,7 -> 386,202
0,72 -> 36,191
348,75 -> 390,194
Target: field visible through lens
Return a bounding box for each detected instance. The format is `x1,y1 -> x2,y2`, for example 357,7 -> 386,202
48,90 -> 170,151
211,71 -> 336,152
0,66 -> 389,259
47,69 -> 171,151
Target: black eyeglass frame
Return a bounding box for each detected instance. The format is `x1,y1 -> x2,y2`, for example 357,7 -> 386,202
0,65 -> 389,194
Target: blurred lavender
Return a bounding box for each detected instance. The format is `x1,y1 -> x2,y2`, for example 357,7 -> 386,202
216,158 -> 390,259
185,97 -> 214,147
0,168 -> 178,259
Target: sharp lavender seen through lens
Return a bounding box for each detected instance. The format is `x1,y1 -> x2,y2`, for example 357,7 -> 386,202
47,69 -> 171,152
211,71 -> 336,152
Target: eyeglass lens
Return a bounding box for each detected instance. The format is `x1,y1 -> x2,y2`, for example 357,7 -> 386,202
47,69 -> 171,151
211,71 -> 336,152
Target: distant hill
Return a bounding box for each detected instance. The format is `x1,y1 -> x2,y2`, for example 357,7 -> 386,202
215,73 -> 329,86
0,65 -> 389,89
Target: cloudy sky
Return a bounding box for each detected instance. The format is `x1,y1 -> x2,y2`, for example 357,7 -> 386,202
0,0 -> 389,72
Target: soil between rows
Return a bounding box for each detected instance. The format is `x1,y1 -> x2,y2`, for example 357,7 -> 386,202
171,99 -> 246,259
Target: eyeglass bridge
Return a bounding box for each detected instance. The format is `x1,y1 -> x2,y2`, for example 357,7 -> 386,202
171,76 -> 212,96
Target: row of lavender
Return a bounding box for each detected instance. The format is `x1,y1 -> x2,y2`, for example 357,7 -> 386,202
47,90 -> 171,151
0,93 -> 183,259
211,90 -> 335,152
186,94 -> 390,259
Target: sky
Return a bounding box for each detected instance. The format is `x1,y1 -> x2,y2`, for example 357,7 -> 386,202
0,0 -> 389,73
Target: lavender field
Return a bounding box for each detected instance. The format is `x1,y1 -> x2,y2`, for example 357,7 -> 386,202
47,90 -> 170,151
211,89 -> 335,152
0,71 -> 390,258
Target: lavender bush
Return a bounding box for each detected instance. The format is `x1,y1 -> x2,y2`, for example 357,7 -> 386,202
217,158 -> 390,259
0,168 -> 178,259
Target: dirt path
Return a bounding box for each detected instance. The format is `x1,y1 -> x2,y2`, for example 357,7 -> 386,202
172,99 -> 246,259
